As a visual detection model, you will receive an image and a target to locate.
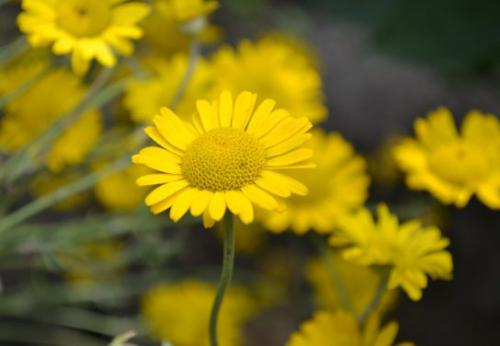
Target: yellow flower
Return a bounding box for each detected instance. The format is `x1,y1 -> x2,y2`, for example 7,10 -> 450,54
330,205 -> 453,301
261,130 -> 369,234
0,62 -> 102,172
286,310 -> 413,346
95,164 -> 150,212
212,39 -> 327,124
394,108 -> 500,209
124,54 -> 215,123
141,280 -> 254,345
306,253 -> 396,316
18,0 -> 150,75
169,0 -> 219,23
132,90 -> 314,228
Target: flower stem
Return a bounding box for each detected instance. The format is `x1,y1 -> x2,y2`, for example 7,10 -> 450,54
358,266 -> 390,326
209,213 -> 235,346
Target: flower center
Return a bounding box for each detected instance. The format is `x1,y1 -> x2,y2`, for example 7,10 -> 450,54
181,128 -> 266,191
428,141 -> 490,185
57,0 -> 111,37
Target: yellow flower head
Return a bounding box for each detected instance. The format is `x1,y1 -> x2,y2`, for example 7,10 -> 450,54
132,90 -> 314,228
394,108 -> 500,209
141,280 -> 254,345
169,0 -> 219,23
286,310 -> 413,346
212,39 -> 327,124
124,54 -> 215,123
0,61 -> 101,172
306,253 -> 396,316
261,130 -> 369,234
18,0 -> 150,75
330,205 -> 453,301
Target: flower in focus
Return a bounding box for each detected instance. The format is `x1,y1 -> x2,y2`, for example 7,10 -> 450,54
169,0 -> 219,23
124,54 -> 215,123
330,205 -> 453,301
306,252 -> 396,316
141,280 -> 255,345
132,90 -> 314,227
286,310 -> 413,346
18,0 -> 150,75
95,164 -> 150,212
0,60 -> 102,172
212,39 -> 327,124
393,108 -> 500,209
261,130 -> 369,234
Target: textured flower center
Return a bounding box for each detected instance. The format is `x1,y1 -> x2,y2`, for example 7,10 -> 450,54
429,141 -> 490,185
181,128 -> 266,191
58,0 -> 111,37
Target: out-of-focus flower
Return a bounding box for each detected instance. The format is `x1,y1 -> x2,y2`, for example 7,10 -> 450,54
261,130 -> 369,234
31,172 -> 90,210
124,54 -> 215,123
212,39 -> 327,124
306,252 -> 396,316
95,164 -> 150,212
0,61 -> 101,172
141,280 -> 254,345
169,0 -> 219,23
132,90 -> 313,227
63,240 -> 124,286
367,136 -> 403,187
286,310 -> 413,346
330,205 -> 453,301
393,108 -> 500,209
18,0 -> 150,75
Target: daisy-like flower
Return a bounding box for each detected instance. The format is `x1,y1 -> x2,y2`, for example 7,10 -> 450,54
212,39 -> 327,124
169,0 -> 219,23
18,0 -> 150,75
261,130 -> 369,234
286,310 -> 413,346
141,280 -> 255,346
394,108 -> 500,209
330,205 -> 453,301
0,59 -> 101,172
124,54 -> 215,123
132,90 -> 314,227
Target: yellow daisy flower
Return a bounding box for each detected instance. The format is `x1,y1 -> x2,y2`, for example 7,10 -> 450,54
17,0 -> 150,75
330,205 -> 453,301
212,39 -> 327,124
286,310 -> 413,346
141,280 -> 254,345
394,108 -> 500,209
132,90 -> 314,228
124,54 -> 215,123
0,63 -> 102,172
169,0 -> 219,23
261,130 -> 369,234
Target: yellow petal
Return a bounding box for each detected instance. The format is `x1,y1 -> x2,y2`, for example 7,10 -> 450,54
203,210 -> 216,228
260,117 -> 312,148
136,174 -> 182,186
144,126 -> 183,156
266,148 -> 313,167
225,190 -> 246,214
208,191 -> 226,221
255,175 -> 291,197
254,109 -> 290,139
237,195 -> 254,224
266,133 -> 312,158
241,184 -> 278,210
219,90 -> 233,127
246,99 -> 276,134
145,180 -> 189,206
170,188 -> 197,222
196,99 -> 218,131
232,91 -> 256,129
190,190 -> 213,216
149,188 -> 186,214
132,153 -> 181,174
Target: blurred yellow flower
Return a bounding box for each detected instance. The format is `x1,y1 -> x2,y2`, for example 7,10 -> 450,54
169,0 -> 219,23
286,310 -> 413,346
330,205 -> 453,301
132,90 -> 313,227
0,62 -> 101,172
95,164 -> 150,212
306,252 -> 396,316
18,0 -> 150,75
141,280 -> 254,345
212,39 -> 327,124
394,108 -> 500,209
261,130 -> 369,234
31,172 -> 90,210
124,54 -> 215,123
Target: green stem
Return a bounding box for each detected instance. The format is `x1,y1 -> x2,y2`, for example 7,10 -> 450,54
313,235 -> 354,312
357,267 -> 390,326
209,213 -> 235,346
0,157 -> 130,234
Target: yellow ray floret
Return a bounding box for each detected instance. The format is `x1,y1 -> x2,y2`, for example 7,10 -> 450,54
132,90 -> 314,227
18,0 -> 150,75
393,108 -> 500,209
330,205 -> 453,301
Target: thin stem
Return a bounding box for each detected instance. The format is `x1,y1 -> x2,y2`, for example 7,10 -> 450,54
0,36 -> 27,64
357,267 -> 390,326
313,235 -> 354,312
209,213 -> 235,346
170,39 -> 200,109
